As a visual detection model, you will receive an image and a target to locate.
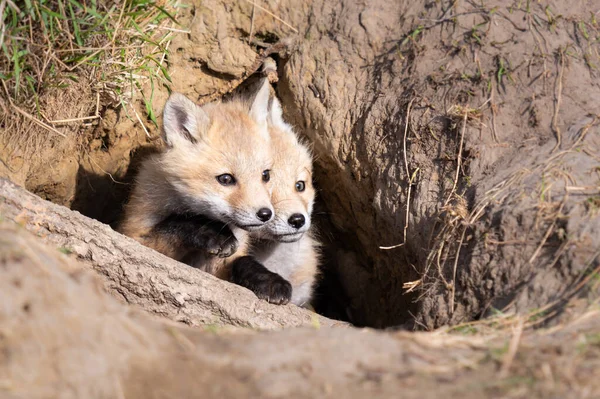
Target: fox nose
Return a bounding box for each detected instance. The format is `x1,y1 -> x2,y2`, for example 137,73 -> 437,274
256,208 -> 273,222
288,213 -> 305,229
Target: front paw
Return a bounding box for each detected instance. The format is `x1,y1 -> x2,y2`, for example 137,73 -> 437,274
231,256 -> 293,305
253,274 -> 292,305
205,232 -> 238,258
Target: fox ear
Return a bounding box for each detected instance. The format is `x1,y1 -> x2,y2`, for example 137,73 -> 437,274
162,93 -> 209,147
249,78 -> 271,126
268,95 -> 296,136
268,95 -> 287,130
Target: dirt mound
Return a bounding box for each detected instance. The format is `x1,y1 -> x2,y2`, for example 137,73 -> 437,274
2,0 -> 599,330
2,221 -> 599,398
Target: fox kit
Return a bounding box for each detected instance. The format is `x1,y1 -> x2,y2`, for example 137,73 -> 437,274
120,83 -> 275,278
230,90 -> 320,307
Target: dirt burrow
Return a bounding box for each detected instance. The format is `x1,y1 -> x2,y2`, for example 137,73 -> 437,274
274,0 -> 600,327
1,0 -> 599,329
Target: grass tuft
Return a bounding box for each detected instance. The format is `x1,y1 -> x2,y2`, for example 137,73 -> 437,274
0,0 -> 181,122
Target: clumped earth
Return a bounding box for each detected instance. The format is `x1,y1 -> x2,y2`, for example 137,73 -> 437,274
1,0 -> 600,395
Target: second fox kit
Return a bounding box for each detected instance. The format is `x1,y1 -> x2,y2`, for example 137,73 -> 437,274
120,83 -> 274,278
230,91 -> 320,307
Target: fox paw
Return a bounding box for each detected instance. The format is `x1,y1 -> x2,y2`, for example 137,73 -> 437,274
231,256 -> 292,305
205,232 -> 238,258
253,275 -> 292,305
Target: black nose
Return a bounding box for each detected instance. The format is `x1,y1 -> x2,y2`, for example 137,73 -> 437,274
288,213 -> 305,229
256,208 -> 273,222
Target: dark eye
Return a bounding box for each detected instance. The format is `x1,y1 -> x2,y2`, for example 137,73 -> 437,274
216,174 -> 236,186
295,181 -> 305,192
262,170 -> 270,183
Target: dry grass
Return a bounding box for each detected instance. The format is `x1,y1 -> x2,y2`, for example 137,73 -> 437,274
406,1 -> 600,321
445,247 -> 600,338
0,0 -> 180,135
414,104 -> 599,321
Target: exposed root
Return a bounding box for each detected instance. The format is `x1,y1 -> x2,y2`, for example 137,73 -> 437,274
380,243 -> 405,250
403,279 -> 422,293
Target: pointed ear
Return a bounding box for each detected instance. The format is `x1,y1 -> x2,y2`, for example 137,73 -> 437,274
249,79 -> 271,126
268,95 -> 296,136
162,93 -> 208,147
268,95 -> 286,130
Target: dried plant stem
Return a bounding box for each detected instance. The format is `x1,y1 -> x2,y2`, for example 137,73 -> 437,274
242,0 -> 298,33
132,106 -> 150,138
379,243 -> 405,250
48,115 -> 100,124
2,80 -> 65,137
449,226 -> 467,315
10,104 -> 66,138
489,80 -> 499,142
248,0 -> 257,43
403,99 -> 415,244
380,99 -> 417,250
444,110 -> 468,207
551,49 -> 565,152
500,318 -> 525,378
528,201 -> 565,265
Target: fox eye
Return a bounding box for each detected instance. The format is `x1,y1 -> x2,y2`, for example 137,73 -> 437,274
217,174 -> 236,186
262,170 -> 271,183
295,181 -> 305,192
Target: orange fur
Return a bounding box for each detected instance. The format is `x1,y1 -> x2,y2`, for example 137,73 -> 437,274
120,88 -> 274,277
249,93 -> 321,307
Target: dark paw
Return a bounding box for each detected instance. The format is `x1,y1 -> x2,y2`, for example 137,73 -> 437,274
253,275 -> 292,305
205,232 -> 238,258
154,213 -> 239,257
231,256 -> 293,305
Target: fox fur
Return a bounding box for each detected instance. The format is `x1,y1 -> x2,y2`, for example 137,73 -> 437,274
120,83 -> 274,279
241,90 -> 320,307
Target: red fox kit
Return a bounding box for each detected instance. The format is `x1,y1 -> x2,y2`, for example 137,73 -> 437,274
230,92 -> 320,307
120,83 -> 274,278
